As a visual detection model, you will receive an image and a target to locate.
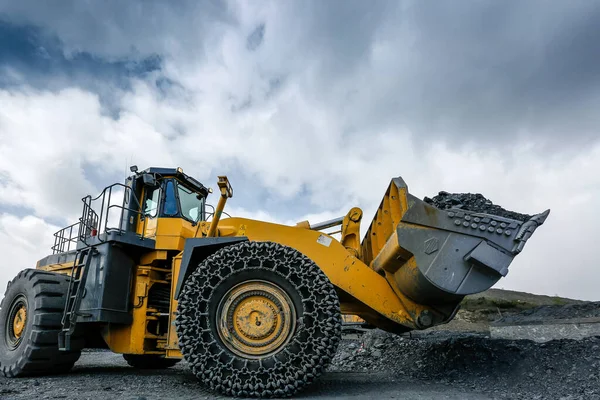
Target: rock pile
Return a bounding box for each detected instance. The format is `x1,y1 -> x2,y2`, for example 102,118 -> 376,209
329,329 -> 600,400
424,192 -> 532,222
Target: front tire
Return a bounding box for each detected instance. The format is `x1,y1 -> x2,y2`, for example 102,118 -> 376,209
175,241 -> 342,398
0,269 -> 83,377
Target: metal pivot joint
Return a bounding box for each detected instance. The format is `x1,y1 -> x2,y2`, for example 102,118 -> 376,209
207,176 -> 233,237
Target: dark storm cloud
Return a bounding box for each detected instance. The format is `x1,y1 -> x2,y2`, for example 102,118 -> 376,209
0,0 -> 234,59
277,0 -> 396,78
0,19 -> 163,114
405,1 -> 600,146
289,0 -> 600,149
247,24 -> 265,51
2,0 -> 599,150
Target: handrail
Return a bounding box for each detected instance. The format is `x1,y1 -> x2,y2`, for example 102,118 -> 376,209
52,181 -> 148,253
80,183 -> 147,246
52,222 -> 80,254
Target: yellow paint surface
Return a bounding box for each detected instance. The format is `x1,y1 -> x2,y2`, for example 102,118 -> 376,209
34,176 -> 440,359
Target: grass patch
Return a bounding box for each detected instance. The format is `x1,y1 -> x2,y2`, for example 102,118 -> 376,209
551,296 -> 568,306
460,297 -> 537,312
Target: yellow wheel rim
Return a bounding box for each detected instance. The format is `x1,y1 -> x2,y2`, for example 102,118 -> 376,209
13,306 -> 27,339
217,280 -> 296,359
5,295 -> 28,349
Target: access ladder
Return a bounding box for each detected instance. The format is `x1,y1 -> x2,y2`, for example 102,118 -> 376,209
58,247 -> 96,351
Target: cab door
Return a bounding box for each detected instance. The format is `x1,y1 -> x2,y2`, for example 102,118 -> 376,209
137,184 -> 161,238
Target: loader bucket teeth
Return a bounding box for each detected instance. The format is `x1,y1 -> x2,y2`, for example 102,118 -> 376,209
363,176 -> 550,306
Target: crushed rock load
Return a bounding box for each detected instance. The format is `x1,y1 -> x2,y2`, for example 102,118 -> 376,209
424,191 -> 532,222
329,329 -> 600,400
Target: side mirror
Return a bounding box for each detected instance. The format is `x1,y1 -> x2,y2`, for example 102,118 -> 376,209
142,173 -> 158,188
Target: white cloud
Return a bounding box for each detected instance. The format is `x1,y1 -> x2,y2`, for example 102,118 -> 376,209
1,1 -> 599,303
1,82 -> 597,301
0,214 -> 59,290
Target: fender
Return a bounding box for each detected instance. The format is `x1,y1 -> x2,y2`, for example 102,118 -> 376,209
173,236 -> 248,300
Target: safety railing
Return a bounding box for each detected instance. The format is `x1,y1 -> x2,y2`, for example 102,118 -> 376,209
52,222 -> 81,254
78,182 -> 147,246
52,182 -> 148,254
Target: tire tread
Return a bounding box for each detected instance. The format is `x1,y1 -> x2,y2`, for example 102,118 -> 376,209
176,241 -> 342,398
0,269 -> 84,378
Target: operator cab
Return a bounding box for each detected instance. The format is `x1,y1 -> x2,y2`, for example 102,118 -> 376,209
120,166 -> 211,237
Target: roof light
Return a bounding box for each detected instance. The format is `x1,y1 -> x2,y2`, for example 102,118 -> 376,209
177,167 -> 184,173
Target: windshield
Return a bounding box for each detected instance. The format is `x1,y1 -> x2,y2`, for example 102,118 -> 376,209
177,182 -> 204,222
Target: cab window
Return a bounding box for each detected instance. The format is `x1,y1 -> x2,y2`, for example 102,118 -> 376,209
177,183 -> 204,222
143,187 -> 160,217
163,180 -> 178,216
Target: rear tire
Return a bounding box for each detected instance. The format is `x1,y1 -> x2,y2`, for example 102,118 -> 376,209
175,241 -> 342,398
123,354 -> 181,369
0,269 -> 84,377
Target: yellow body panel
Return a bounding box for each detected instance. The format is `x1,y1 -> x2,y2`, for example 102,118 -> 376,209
361,178 -> 408,267
37,261 -> 73,273
213,217 -> 426,326
162,216 -> 431,357
102,265 -> 171,355
137,216 -> 198,249
101,268 -> 149,354
38,214 -> 428,357
33,176 -> 444,359
166,253 -> 183,358
342,314 -> 366,324
340,207 -> 363,258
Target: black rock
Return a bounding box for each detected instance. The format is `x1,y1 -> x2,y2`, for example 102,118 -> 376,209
424,191 -> 532,222
329,329 -> 600,400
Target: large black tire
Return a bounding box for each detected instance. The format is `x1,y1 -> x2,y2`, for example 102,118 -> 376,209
175,241 -> 342,398
123,354 -> 181,369
0,269 -> 84,377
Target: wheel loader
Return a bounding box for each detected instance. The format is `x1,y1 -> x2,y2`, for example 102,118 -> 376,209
0,166 -> 550,398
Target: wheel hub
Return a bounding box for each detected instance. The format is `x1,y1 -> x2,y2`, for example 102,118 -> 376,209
217,281 -> 296,358
13,306 -> 27,338
235,298 -> 278,340
5,295 -> 28,349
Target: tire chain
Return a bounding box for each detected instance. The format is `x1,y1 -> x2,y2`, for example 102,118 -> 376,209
175,241 -> 342,398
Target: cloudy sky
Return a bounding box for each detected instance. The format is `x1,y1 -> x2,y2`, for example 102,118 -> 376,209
0,0 -> 598,301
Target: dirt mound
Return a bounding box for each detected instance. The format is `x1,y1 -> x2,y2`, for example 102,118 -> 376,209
495,302 -> 600,325
329,329 -> 600,400
424,191 -> 532,222
466,288 -> 587,308
426,289 -> 593,333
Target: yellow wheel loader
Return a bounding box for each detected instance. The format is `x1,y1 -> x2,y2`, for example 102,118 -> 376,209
0,166 -> 549,398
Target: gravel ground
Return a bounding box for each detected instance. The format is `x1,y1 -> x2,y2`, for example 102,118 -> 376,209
2,330 -> 598,400
0,350 -> 493,400
2,301 -> 598,400
329,329 -> 600,400
424,191 -> 532,221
